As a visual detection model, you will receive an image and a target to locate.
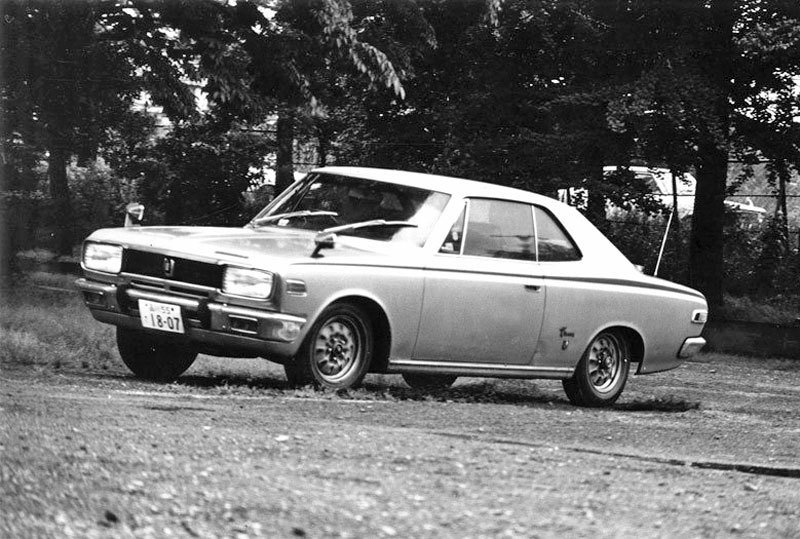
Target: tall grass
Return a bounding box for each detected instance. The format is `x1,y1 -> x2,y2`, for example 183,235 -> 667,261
0,272 -> 118,370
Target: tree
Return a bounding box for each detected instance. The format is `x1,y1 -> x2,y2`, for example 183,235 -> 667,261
1,0 -> 264,255
130,122 -> 272,226
243,0 -> 428,194
603,0 -> 800,309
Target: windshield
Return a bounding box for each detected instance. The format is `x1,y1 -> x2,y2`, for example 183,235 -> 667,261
252,173 -> 451,247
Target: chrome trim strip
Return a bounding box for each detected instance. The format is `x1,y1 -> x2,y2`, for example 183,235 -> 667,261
207,303 -> 305,326
121,272 -> 217,293
75,278 -> 116,295
289,262 -> 704,300
390,359 -> 572,372
388,359 -> 573,379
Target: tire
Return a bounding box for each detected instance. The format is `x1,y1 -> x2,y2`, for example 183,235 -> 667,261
116,327 -> 197,382
293,303 -> 373,390
402,373 -> 457,390
563,330 -> 630,407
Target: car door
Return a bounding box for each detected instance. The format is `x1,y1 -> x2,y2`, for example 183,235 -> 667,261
413,198 -> 545,365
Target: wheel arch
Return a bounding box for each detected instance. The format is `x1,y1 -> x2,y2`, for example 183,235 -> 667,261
600,325 -> 645,364
324,294 -> 392,373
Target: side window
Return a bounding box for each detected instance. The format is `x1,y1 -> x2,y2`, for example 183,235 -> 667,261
534,206 -> 581,262
462,199 -> 535,261
439,206 -> 465,254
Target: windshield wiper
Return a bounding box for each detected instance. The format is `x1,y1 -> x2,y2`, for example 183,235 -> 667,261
311,220 -> 418,258
251,210 -> 338,227
321,219 -> 418,235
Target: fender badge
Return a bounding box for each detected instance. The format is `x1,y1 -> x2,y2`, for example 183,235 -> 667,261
559,327 -> 575,338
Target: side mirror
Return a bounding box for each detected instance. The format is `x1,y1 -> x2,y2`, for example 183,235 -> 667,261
311,232 -> 336,258
124,203 -> 145,227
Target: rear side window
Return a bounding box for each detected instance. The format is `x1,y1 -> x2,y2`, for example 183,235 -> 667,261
461,199 -> 536,261
534,206 -> 581,261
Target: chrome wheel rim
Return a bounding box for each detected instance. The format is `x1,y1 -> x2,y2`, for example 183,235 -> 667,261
312,315 -> 362,382
588,333 -> 624,393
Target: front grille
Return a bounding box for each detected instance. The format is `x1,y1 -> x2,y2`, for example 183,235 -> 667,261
122,249 -> 223,288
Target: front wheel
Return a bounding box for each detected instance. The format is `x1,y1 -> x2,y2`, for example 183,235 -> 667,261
563,331 -> 630,407
116,327 -> 197,382
293,303 -> 373,390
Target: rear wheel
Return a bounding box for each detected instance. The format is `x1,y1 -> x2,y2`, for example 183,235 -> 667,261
563,331 -> 630,407
402,373 -> 457,390
116,327 -> 197,382
292,303 -> 373,389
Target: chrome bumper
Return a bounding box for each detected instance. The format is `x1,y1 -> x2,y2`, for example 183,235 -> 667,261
75,278 -> 306,357
678,336 -> 707,358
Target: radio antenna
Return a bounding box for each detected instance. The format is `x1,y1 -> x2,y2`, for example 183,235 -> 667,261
654,209 -> 675,277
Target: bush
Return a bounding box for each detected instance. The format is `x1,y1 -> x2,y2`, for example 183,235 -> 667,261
603,211 -> 800,321
602,210 -> 690,285
68,157 -> 140,240
132,123 -> 272,227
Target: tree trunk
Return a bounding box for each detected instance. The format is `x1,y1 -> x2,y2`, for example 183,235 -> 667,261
688,0 -> 735,314
690,145 -> 727,309
317,120 -> 331,167
0,164 -> 16,286
48,146 -> 75,256
585,168 -> 607,231
777,161 -> 789,237
275,110 -> 295,196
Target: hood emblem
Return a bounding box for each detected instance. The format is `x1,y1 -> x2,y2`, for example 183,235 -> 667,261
163,257 -> 175,278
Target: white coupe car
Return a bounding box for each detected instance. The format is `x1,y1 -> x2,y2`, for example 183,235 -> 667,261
76,167 -> 707,407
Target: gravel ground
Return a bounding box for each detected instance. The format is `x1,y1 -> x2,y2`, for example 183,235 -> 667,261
2,354 -> 800,538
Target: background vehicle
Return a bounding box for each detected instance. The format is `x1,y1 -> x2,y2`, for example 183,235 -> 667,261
558,166 -> 767,221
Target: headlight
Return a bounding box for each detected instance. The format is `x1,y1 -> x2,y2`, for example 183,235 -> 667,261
222,267 -> 274,299
83,242 -> 123,273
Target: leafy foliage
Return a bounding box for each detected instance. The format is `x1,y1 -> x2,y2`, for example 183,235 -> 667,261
3,0 -> 800,313
129,123 -> 272,226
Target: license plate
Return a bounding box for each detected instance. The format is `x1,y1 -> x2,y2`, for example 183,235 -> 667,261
138,299 -> 185,334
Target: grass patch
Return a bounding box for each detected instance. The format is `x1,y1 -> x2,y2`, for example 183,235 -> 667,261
0,274 -> 117,371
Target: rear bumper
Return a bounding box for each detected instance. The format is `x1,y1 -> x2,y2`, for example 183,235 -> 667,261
678,336 -> 707,359
75,278 -> 306,358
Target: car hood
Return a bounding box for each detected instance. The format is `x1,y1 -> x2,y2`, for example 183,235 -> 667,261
85,226 -> 385,267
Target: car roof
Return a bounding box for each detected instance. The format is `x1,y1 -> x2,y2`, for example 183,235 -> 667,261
311,166 -> 556,206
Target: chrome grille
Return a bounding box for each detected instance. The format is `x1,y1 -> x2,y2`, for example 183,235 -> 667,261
122,249 -> 223,289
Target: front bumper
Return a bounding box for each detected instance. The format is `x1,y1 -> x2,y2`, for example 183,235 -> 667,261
678,336 -> 707,359
76,278 -> 306,358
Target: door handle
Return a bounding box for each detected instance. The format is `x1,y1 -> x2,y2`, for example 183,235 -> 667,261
524,283 -> 541,292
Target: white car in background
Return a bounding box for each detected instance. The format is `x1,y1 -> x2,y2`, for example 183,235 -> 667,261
559,166 -> 767,220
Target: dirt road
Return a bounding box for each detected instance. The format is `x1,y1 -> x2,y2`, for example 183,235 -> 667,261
2,354 -> 800,538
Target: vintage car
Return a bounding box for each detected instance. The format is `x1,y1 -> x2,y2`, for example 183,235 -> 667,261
76,167 -> 707,407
